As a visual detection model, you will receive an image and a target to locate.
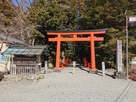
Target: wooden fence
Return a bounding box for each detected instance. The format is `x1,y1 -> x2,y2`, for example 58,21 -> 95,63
10,64 -> 40,75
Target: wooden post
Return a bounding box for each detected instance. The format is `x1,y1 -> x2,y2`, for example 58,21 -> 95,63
90,34 -> 96,71
56,34 -> 61,69
73,61 -> 76,74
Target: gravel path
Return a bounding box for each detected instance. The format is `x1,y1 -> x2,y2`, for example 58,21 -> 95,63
0,67 -> 136,102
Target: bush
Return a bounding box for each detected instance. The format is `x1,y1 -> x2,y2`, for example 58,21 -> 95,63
129,68 -> 136,81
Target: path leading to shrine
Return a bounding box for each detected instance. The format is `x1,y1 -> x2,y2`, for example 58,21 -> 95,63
0,67 -> 136,102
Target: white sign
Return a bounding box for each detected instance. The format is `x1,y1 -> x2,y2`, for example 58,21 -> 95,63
116,40 -> 123,72
129,16 -> 136,22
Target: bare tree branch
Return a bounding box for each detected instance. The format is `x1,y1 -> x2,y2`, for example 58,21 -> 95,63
0,0 -> 37,46
7,0 -> 25,23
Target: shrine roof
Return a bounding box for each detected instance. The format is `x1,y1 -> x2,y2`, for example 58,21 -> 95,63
2,46 -> 45,55
46,28 -> 108,33
46,28 -> 108,35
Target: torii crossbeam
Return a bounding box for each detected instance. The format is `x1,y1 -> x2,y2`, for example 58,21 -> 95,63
47,29 -> 107,72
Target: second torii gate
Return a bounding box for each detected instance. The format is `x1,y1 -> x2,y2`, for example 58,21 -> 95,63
47,29 -> 107,72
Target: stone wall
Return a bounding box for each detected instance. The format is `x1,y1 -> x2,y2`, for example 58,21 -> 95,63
2,74 -> 45,82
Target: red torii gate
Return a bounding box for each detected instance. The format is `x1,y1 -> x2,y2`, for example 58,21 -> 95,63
47,29 -> 107,72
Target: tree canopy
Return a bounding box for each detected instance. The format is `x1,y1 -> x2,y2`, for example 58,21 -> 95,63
1,0 -> 136,68
29,0 -> 136,68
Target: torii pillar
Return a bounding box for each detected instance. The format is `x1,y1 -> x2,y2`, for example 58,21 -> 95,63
47,29 -> 107,73
90,33 -> 96,72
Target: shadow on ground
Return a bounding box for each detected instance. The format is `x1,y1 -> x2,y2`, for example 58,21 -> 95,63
78,66 -> 89,73
77,65 -> 115,79
97,70 -> 115,79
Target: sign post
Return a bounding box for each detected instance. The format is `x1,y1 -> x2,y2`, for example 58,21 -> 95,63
115,40 -> 127,79
126,15 -> 136,79
116,40 -> 123,72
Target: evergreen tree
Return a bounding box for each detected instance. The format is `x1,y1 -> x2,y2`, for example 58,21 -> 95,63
27,0 -> 136,68
0,0 -> 16,26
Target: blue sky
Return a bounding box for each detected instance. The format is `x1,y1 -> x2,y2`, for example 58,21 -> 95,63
12,0 -> 34,11
12,0 -> 34,6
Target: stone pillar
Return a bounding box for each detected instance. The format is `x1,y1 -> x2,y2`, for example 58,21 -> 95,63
114,40 -> 126,79
102,62 -> 105,77
44,61 -> 48,74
